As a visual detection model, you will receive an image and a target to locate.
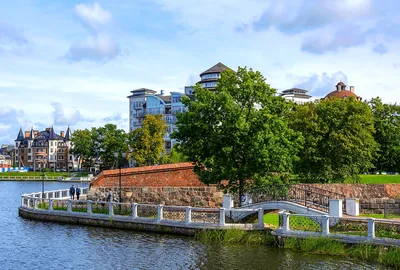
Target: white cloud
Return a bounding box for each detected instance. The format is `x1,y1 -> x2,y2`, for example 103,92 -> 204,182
51,102 -> 83,126
65,34 -> 120,62
74,2 -> 112,30
295,71 -> 349,97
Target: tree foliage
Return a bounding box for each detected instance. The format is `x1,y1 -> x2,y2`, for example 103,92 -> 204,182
96,124 -> 128,169
70,129 -> 93,171
290,98 -> 378,183
172,67 -> 302,198
369,97 -> 400,172
128,114 -> 167,167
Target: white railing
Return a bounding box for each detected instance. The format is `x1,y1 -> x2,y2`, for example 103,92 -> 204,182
0,176 -> 61,180
275,212 -> 400,246
20,190 -> 264,228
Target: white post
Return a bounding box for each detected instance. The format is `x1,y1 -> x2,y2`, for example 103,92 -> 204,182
185,206 -> 192,225
109,202 -> 114,216
157,205 -> 164,222
222,195 -> 234,209
282,212 -> 290,232
258,208 -> 264,228
321,215 -> 330,236
49,199 -> 53,211
346,198 -> 360,216
34,198 -> 38,209
87,201 -> 92,214
67,200 -> 72,212
329,199 -> 343,217
21,196 -> 24,207
132,203 -> 137,219
27,198 -> 31,208
219,208 -> 226,226
368,218 -> 375,241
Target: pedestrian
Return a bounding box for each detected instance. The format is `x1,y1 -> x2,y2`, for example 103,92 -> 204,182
76,185 -> 81,200
69,184 -> 75,200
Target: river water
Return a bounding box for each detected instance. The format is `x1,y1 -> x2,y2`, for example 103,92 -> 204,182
0,181 -> 381,270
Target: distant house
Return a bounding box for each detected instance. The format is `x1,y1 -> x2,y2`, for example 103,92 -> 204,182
280,88 -> 313,104
0,154 -> 12,168
14,126 -> 76,171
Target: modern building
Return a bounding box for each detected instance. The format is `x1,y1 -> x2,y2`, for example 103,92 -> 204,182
280,88 -> 313,104
129,62 -> 232,153
184,62 -> 232,95
324,82 -> 362,100
14,127 -> 76,171
127,88 -> 186,152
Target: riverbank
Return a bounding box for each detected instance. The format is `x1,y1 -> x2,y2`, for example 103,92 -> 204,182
196,229 -> 400,269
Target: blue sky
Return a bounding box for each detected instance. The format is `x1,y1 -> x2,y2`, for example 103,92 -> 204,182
1,0 -> 400,143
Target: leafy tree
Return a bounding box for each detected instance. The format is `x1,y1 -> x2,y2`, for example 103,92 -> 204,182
166,145 -> 189,164
172,66 -> 302,202
70,129 -> 93,171
128,114 -> 168,167
290,98 -> 378,183
369,97 -> 400,172
96,124 -> 128,169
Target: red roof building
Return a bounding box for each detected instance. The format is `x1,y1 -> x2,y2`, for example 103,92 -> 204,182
324,82 -> 362,100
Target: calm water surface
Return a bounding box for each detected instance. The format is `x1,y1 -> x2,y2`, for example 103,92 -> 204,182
0,181 -> 382,270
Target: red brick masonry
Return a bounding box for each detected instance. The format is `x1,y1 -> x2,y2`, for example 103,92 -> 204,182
91,162 -> 205,187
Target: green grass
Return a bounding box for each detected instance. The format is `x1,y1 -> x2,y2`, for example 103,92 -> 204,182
358,174 -> 400,184
195,228 -> 276,245
263,213 -> 280,228
284,237 -> 400,268
360,213 -> 400,219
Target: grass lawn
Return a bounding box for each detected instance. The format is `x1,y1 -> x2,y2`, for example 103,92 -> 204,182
360,213 -> 400,219
357,174 -> 400,184
263,213 -> 280,228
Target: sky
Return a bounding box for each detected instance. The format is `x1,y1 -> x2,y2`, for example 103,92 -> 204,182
1,0 -> 400,144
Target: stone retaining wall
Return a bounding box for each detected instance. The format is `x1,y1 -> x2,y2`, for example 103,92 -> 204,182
88,186 -> 223,208
360,198 -> 400,214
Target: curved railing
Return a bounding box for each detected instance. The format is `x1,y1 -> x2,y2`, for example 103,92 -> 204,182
20,189 -> 264,228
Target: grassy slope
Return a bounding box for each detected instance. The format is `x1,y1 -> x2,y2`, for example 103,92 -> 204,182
358,175 -> 400,184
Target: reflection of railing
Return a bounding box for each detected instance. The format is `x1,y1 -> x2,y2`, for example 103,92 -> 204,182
275,212 -> 400,246
20,190 -> 265,228
246,184 -> 346,213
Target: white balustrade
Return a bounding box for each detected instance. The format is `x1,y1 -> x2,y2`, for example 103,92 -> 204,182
157,205 -> 164,222
132,203 -> 138,219
185,206 -> 192,225
87,201 -> 92,214
219,208 -> 226,226
109,202 -> 114,216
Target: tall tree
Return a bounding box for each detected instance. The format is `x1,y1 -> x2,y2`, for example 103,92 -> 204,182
70,129 -> 93,171
172,67 -> 302,201
128,114 -> 168,167
369,97 -> 400,172
291,98 -> 378,183
96,124 -> 128,169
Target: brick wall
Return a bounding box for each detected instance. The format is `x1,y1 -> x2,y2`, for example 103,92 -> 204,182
90,162 -> 205,188
89,163 -> 223,207
360,198 -> 400,214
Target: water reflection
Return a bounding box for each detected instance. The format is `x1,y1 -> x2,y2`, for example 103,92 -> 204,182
1,181 -> 381,270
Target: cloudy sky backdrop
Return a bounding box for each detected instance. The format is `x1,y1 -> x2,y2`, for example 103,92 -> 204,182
1,0 -> 400,143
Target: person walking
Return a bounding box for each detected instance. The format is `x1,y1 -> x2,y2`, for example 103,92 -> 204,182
76,185 -> 81,200
69,184 -> 75,200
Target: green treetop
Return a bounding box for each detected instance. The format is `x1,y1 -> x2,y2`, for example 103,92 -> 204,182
128,114 -> 168,167
172,66 -> 302,200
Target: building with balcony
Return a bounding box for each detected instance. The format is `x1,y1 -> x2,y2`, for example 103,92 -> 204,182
14,126 -> 76,171
128,62 -> 232,153
128,89 -> 186,152
280,88 -> 313,104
